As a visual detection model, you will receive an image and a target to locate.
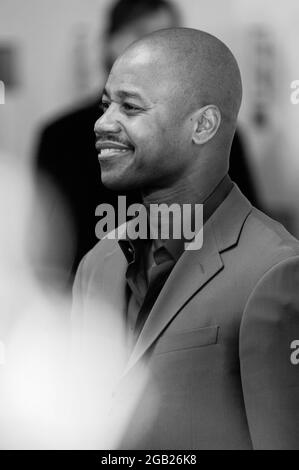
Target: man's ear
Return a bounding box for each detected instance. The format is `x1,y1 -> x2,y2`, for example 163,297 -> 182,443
191,105 -> 221,145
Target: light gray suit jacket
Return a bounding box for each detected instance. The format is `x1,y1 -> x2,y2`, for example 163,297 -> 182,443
72,184 -> 299,449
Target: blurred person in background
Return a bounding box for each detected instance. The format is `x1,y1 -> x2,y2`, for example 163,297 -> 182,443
35,0 -> 180,282
35,0 -> 260,283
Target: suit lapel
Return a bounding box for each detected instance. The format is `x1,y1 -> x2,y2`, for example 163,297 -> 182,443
123,222 -> 223,374
102,249 -> 127,307
100,223 -> 128,315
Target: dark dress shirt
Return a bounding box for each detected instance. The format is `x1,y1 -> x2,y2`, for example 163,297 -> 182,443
119,175 -> 233,344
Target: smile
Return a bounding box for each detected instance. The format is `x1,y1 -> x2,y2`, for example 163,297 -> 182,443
100,148 -> 131,156
95,140 -> 133,158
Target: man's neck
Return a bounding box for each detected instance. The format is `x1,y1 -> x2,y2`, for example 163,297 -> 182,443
142,176 -> 212,207
141,173 -> 230,241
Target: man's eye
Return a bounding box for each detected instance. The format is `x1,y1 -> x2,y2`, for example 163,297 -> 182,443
100,101 -> 109,112
122,103 -> 140,112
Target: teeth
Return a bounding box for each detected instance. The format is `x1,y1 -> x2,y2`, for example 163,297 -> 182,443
101,148 -> 130,156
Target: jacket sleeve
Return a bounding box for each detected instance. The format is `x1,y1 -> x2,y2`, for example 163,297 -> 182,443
240,255 -> 299,449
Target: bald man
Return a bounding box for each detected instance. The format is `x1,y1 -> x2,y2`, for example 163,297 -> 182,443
72,28 -> 299,449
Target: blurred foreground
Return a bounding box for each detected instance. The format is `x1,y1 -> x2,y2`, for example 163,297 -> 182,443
0,157 -> 151,449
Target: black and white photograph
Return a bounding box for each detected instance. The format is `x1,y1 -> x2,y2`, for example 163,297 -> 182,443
0,0 -> 299,456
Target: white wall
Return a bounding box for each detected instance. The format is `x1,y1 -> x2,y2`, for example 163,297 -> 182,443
1,0 -> 299,232
182,0 -> 299,233
0,0 -> 110,162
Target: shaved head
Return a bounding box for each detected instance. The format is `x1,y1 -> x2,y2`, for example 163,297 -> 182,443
115,28 -> 242,125
95,28 -> 242,195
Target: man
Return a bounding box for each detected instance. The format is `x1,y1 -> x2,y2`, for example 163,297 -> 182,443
35,0 -> 259,280
72,27 -> 299,450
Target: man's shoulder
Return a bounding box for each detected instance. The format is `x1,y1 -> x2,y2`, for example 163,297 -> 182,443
232,205 -> 299,287
211,184 -> 299,289
243,207 -> 299,257
211,183 -> 299,264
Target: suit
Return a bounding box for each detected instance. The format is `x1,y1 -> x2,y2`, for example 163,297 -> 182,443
72,182 -> 299,449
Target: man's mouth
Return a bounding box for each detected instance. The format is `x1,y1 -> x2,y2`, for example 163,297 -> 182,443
95,141 -> 134,157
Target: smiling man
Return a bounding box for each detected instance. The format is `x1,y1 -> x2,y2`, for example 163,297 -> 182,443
72,28 -> 299,449
95,30 -> 237,196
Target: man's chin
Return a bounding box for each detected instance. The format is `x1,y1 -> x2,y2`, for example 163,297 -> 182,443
100,172 -> 138,192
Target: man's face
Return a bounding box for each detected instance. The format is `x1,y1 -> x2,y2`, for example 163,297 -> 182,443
94,46 -> 193,192
105,8 -> 177,71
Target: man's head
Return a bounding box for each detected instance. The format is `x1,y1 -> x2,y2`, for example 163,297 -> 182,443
103,0 -> 180,72
95,28 -> 242,193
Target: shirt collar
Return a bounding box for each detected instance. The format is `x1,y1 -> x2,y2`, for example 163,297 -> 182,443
119,175 -> 233,264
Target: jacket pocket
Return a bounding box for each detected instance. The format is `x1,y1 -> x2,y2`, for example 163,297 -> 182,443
153,325 -> 219,355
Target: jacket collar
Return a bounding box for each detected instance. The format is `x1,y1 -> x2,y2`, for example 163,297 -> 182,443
211,183 -> 252,252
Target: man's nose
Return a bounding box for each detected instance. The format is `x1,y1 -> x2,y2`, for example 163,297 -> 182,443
94,104 -> 121,135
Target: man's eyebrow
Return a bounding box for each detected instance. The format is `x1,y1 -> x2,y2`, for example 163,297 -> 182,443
117,90 -> 144,101
102,88 -> 110,99
102,88 -> 147,103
